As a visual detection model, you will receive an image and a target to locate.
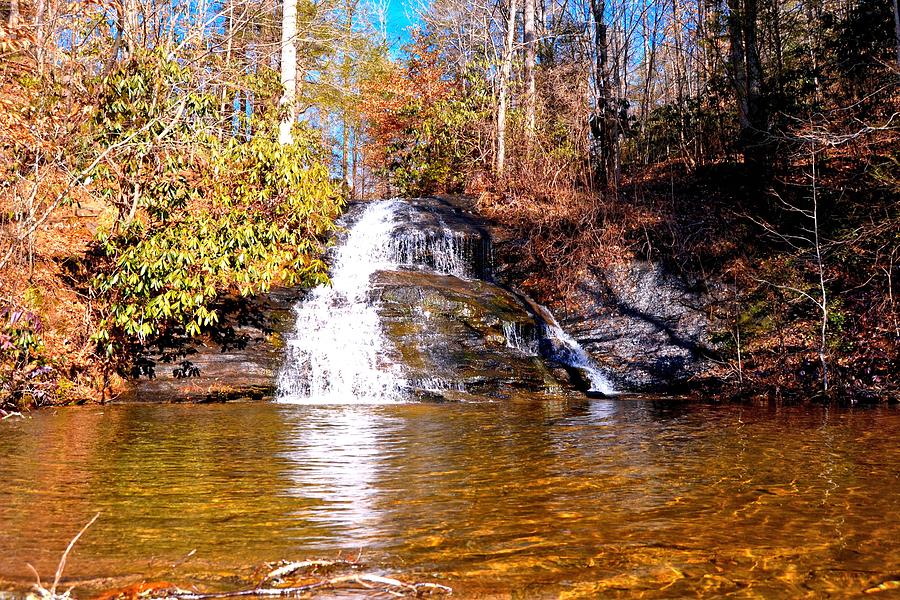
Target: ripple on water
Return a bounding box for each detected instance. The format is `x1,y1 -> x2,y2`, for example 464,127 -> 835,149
0,400 -> 898,598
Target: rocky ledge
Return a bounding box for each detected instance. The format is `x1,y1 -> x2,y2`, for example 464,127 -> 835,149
372,269 -> 573,400
115,289 -> 299,403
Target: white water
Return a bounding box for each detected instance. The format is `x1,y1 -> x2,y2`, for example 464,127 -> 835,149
276,198 -> 615,403
503,321 -> 539,356
276,200 -> 407,404
534,304 -> 617,396
390,228 -> 474,278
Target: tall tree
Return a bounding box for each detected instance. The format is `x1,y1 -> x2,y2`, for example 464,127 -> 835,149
524,0 -> 537,138
280,0 -> 299,144
726,0 -> 767,169
8,0 -> 19,27
589,0 -> 617,187
496,0 -> 517,175
893,0 -> 900,76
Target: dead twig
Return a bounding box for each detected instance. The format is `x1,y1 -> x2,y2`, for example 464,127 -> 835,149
28,513 -> 100,600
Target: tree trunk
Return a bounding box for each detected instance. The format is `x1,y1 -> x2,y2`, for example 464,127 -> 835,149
727,0 -> 766,170
8,0 -> 19,27
123,0 -> 140,57
524,0 -> 537,138
342,117 -> 350,193
279,0 -> 298,145
220,0 -> 235,138
35,0 -> 46,76
589,0 -> 615,188
495,0 -> 517,176
893,0 -> 900,77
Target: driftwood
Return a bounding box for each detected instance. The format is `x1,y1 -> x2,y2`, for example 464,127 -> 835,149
165,573 -> 452,598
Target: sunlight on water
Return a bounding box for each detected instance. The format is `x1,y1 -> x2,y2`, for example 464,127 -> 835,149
1,401 -> 898,598
279,406 -> 401,545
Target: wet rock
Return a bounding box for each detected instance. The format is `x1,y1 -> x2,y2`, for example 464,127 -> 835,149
389,198 -> 493,279
371,270 -> 568,399
553,261 -> 715,391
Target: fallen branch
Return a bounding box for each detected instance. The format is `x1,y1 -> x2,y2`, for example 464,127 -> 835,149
261,559 -> 358,583
28,513 -> 100,600
164,573 -> 451,599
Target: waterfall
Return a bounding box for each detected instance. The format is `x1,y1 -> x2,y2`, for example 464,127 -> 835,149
387,202 -> 492,279
276,200 -> 407,404
534,304 -> 617,396
502,321 -> 539,356
276,198 -> 615,403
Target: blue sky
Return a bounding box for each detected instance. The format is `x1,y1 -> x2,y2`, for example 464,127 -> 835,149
384,0 -> 417,51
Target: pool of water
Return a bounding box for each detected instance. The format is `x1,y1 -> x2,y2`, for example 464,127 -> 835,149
1,399 -> 898,597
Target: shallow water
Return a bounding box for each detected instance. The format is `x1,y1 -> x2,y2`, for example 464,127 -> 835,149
1,399 -> 899,598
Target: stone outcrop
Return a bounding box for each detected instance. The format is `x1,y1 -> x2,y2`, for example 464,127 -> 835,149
122,196 -> 714,402
552,262 -> 715,391
372,270 -> 568,399
116,289 -> 299,402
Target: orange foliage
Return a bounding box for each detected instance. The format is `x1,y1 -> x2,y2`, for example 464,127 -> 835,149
360,42 -> 455,172
92,581 -> 181,600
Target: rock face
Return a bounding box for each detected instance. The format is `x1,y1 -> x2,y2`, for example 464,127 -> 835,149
372,270 -> 567,399
117,290 -> 299,402
122,195 -> 712,402
544,261 -> 714,391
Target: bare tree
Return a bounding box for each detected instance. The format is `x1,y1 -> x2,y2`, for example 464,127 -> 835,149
8,0 -> 19,27
893,0 -> 900,76
524,0 -> 537,138
727,0 -> 767,169
496,0 -> 517,175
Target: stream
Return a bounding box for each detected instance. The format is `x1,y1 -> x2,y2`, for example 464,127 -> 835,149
2,199 -> 899,598
1,401 -> 899,597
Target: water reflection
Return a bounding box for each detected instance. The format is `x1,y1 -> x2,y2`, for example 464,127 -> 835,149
0,400 -> 898,598
278,406 -> 401,546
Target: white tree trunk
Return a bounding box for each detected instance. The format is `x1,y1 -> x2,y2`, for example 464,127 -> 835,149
9,0 -> 19,27
279,0 -> 298,145
495,0 -> 517,175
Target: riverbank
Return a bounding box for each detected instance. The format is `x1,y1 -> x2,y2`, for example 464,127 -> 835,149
5,184 -> 898,409
473,151 -> 900,404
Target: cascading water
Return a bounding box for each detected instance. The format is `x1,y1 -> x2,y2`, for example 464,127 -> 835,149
276,200 -> 407,404
387,202 -> 492,280
533,304 -> 617,396
276,197 -> 615,403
